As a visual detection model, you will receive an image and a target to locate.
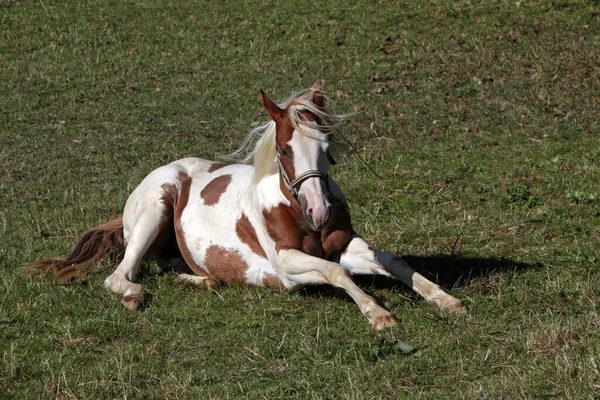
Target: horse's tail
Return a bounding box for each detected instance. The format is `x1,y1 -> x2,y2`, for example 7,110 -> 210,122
28,217 -> 126,283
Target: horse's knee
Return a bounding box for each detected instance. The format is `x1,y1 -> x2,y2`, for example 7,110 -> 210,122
323,265 -> 351,286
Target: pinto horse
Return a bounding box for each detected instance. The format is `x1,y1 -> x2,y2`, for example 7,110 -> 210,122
30,81 -> 463,329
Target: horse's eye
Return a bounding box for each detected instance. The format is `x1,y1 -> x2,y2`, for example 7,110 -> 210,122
281,147 -> 291,158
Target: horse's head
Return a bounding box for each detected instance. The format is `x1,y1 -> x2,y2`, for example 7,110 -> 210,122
260,80 -> 335,231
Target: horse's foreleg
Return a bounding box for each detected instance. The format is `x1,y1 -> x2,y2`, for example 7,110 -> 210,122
339,235 -> 464,313
104,213 -> 164,310
279,249 -> 397,329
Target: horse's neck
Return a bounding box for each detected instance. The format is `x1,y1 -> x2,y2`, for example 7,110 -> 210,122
250,172 -> 290,209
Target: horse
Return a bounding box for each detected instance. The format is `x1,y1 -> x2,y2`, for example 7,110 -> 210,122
30,80 -> 464,329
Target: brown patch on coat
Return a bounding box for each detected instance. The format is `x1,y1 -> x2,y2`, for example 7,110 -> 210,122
278,175 -> 296,204
159,180 -> 180,216
262,201 -> 353,261
302,234 -> 323,258
277,142 -> 296,183
263,203 -> 305,253
262,275 -> 286,290
235,213 -> 267,258
200,174 -> 232,206
204,245 -> 249,285
161,172 -> 219,286
320,205 -> 354,260
145,189 -> 178,259
273,111 -> 297,196
208,162 -> 229,173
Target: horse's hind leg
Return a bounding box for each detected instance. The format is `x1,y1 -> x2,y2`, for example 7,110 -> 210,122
154,255 -> 219,289
104,210 -> 166,310
177,273 -> 218,289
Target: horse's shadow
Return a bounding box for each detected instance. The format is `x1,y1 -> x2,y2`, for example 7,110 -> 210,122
144,253 -> 541,307
301,254 -> 542,301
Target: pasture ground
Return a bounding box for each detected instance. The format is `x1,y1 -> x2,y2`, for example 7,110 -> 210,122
1,0 -> 599,398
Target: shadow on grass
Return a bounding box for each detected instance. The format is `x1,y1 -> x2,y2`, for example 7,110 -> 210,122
395,254 -> 542,289
301,255 -> 543,300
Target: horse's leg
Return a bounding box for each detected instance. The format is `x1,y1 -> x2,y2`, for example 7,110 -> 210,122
153,254 -> 219,289
177,273 -> 217,289
104,212 -> 165,310
279,249 -> 397,329
339,235 -> 464,313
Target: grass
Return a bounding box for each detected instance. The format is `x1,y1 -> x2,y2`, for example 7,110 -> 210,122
1,0 -> 599,398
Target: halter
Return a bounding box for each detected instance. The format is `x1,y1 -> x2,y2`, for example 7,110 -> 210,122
275,145 -> 337,202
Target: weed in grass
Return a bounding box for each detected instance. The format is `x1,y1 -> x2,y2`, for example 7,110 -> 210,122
365,338 -> 422,361
503,184 -> 541,211
565,189 -> 600,204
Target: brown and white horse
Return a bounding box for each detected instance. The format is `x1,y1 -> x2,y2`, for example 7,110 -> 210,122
31,81 -> 463,329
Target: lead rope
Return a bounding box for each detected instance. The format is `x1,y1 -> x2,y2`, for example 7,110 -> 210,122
335,130 -> 386,184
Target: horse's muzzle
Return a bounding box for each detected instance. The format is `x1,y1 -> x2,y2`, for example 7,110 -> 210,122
302,201 -> 332,231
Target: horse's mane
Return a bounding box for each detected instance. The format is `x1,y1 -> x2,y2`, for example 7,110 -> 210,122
222,87 -> 344,191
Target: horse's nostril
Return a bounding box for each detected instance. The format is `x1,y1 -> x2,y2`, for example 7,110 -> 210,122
307,208 -> 313,216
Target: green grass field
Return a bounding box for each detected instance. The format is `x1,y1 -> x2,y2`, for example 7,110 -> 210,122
2,0 -> 599,398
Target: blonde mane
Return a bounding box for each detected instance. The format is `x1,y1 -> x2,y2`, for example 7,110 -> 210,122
222,87 -> 344,192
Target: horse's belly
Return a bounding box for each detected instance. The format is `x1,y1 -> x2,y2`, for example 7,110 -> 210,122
179,170 -> 285,289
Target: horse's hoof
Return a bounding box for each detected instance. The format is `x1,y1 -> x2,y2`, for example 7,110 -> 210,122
121,294 -> 144,311
372,315 -> 398,330
444,299 -> 466,314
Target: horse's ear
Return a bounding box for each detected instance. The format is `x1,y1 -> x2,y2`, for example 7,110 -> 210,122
260,89 -> 283,121
310,79 -> 324,108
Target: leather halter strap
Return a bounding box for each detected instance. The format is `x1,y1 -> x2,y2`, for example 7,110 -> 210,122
276,146 -> 331,201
